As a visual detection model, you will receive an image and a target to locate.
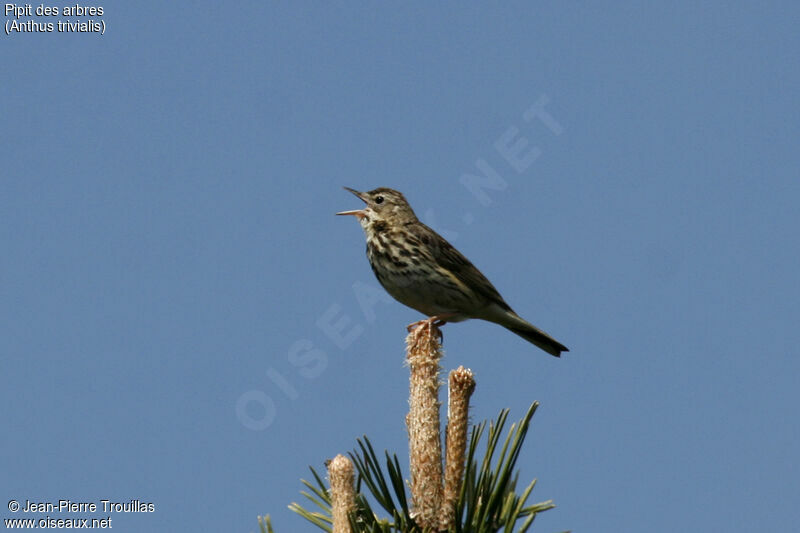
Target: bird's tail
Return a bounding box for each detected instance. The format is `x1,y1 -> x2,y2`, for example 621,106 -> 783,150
506,323 -> 568,357
482,304 -> 569,357
494,308 -> 568,357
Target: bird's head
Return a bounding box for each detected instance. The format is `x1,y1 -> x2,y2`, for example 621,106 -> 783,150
336,187 -> 418,229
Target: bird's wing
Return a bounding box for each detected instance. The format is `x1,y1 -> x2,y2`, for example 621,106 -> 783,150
409,222 -> 513,312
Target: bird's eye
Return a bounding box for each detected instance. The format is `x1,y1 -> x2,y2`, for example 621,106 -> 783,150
375,195 -> 384,204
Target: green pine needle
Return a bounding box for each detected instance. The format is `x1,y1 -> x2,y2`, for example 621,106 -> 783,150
281,402 -> 560,532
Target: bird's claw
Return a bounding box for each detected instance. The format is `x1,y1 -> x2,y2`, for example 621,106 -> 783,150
406,316 -> 448,341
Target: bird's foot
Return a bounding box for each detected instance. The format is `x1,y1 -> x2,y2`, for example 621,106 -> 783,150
406,318 -> 429,332
406,315 -> 455,341
406,315 -> 451,332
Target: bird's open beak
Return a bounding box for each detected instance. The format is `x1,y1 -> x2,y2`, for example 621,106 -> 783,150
336,187 -> 368,219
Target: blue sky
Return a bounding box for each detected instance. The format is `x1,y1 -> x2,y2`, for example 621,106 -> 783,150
2,2 -> 799,532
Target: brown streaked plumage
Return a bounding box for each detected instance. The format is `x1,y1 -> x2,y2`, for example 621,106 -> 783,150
337,187 -> 568,357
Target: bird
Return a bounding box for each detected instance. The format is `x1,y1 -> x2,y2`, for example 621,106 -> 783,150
336,187 -> 568,357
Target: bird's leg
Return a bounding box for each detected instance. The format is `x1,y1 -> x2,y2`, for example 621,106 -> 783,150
406,314 -> 455,331
406,314 -> 456,342
430,314 -> 455,327
406,319 -> 429,332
